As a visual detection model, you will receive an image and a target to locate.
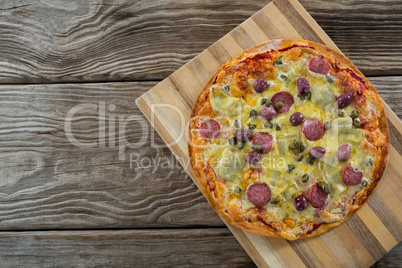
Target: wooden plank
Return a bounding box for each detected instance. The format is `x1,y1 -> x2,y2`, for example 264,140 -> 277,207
346,214 -> 387,260
0,81 -> 222,229
274,0 -> 323,44
370,77 -> 402,118
334,223 -> 376,267
356,205 -> 398,252
300,0 -> 402,76
0,0 -> 267,83
0,0 -> 402,83
0,229 -> 255,267
319,231 -> 359,268
0,228 -> 398,267
304,236 -> 343,268
367,192 -> 402,242
373,243 -> 402,268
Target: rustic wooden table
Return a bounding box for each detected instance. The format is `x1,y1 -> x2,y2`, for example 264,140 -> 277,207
0,0 -> 400,267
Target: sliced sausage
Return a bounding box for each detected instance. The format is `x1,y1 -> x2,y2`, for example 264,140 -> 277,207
199,119 -> 221,139
302,119 -> 325,141
247,183 -> 271,207
308,183 -> 328,208
252,132 -> 273,154
308,56 -> 330,75
271,91 -> 294,113
337,144 -> 351,161
342,165 -> 363,186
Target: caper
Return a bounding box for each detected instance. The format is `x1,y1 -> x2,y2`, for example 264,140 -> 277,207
338,110 -> 345,117
264,121 -> 273,128
249,109 -> 258,118
317,180 -> 332,194
279,73 -> 288,81
275,56 -> 283,65
295,153 -> 303,162
293,139 -> 301,150
252,145 -> 261,152
299,143 -> 306,153
298,94 -> 305,100
361,180 -> 368,187
306,156 -> 315,165
233,185 -> 243,194
270,196 -> 280,205
325,184 -> 332,194
287,164 -> 296,173
353,118 -> 361,128
266,82 -> 272,89
247,123 -> 257,130
274,101 -> 284,110
233,119 -> 241,129
350,109 -> 360,119
228,137 -> 237,146
305,91 -> 312,100
324,120 -> 331,130
288,142 -> 295,151
366,157 -> 374,167
325,74 -> 335,83
274,123 -> 281,131
260,97 -> 270,106
237,141 -> 244,149
301,174 -> 310,183
222,85 -> 230,92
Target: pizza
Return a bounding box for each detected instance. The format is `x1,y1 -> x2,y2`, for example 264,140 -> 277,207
187,39 -> 390,240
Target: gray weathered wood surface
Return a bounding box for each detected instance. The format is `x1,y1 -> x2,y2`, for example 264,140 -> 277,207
0,0 -> 401,267
0,229 -> 255,268
0,0 -> 401,83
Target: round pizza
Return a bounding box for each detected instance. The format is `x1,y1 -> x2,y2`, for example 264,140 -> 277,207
188,39 -> 390,240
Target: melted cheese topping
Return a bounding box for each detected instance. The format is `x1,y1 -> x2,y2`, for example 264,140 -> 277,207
192,47 -> 383,238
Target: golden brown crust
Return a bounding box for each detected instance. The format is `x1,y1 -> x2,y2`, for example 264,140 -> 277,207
188,39 -> 390,240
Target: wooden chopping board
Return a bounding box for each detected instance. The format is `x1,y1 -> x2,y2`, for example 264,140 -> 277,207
136,0 -> 402,266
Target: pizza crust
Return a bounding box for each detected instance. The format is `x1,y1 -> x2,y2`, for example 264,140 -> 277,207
188,39 -> 390,240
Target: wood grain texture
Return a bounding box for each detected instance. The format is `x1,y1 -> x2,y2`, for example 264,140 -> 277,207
0,0 -> 265,83
370,77 -> 402,118
0,228 -> 399,268
0,78 -> 398,230
372,244 -> 402,268
0,229 -> 255,268
301,0 -> 402,76
0,0 -> 401,83
0,81 -> 222,229
0,0 -> 401,267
